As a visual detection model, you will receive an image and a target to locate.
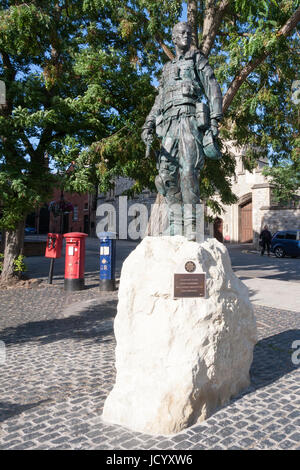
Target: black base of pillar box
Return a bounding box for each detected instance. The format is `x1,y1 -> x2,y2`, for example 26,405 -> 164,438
99,279 -> 116,291
64,278 -> 85,291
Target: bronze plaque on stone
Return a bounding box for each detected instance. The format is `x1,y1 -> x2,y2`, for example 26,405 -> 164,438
174,273 -> 206,298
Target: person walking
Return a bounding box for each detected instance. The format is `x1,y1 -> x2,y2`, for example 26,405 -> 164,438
259,225 -> 272,256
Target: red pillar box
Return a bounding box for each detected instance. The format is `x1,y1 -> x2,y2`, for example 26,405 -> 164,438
63,232 -> 88,291
45,233 -> 63,258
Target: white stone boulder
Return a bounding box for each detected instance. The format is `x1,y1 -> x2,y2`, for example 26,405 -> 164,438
102,236 -> 257,435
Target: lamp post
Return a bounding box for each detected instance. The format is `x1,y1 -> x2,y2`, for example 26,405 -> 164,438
48,191 -> 73,284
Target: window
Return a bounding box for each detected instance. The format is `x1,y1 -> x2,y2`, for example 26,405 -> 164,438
286,232 -> 296,240
73,205 -> 78,221
84,202 -> 88,211
275,233 -> 286,239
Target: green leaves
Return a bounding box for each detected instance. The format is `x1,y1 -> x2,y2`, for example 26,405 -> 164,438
0,0 -> 299,235
0,4 -> 50,57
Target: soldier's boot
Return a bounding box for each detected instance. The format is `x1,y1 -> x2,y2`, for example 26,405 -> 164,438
156,173 -> 183,237
184,216 -> 197,241
181,176 -> 200,241
168,203 -> 183,236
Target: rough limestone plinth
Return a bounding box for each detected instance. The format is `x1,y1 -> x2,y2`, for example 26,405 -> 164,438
102,236 -> 257,435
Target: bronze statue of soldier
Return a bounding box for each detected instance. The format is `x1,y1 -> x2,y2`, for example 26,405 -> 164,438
142,22 -> 223,241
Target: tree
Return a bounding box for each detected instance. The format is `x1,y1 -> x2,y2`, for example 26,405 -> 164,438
0,0 -> 159,280
262,81 -> 300,203
1,0 -> 299,279
85,0 -> 299,220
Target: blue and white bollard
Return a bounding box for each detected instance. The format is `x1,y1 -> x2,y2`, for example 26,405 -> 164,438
97,232 -> 116,291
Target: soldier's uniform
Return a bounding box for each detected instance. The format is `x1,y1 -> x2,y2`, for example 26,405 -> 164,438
142,48 -> 223,238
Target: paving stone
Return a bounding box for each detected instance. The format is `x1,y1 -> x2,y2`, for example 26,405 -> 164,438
0,288 -> 299,450
2,432 -> 21,441
268,432 -> 286,443
252,431 -> 267,440
264,423 -> 279,433
237,437 -> 256,448
121,439 -> 143,449
247,424 -> 260,432
289,432 -> 300,442
220,436 -> 238,447
277,440 -> 297,450
0,440 -> 22,449
155,440 -> 176,449
255,439 -> 278,450
37,433 -> 61,443
190,443 -> 207,450
171,434 -> 189,443
51,437 -> 68,445
10,441 -> 36,450
187,433 -> 206,444
216,427 -> 236,438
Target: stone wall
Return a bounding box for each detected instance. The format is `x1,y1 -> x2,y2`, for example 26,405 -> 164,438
260,208 -> 300,234
252,184 -> 272,246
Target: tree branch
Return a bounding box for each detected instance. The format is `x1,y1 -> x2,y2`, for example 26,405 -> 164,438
21,132 -> 37,161
155,34 -> 175,60
187,0 -> 199,49
200,0 -> 230,57
123,4 -> 175,61
36,128 -> 53,157
222,6 -> 300,114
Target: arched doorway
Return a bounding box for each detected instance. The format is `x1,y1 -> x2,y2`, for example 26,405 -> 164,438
39,204 -> 50,234
239,200 -> 253,243
214,217 -> 223,243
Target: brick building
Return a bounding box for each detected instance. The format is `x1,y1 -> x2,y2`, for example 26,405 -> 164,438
48,188 -> 96,235
27,189 -> 97,236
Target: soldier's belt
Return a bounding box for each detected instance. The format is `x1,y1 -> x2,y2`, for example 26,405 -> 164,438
162,104 -> 196,118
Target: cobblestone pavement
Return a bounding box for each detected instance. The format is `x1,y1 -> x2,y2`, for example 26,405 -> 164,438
0,284 -> 299,450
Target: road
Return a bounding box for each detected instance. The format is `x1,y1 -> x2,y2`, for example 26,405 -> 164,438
227,243 -> 300,283
24,235 -> 300,312
227,244 -> 300,312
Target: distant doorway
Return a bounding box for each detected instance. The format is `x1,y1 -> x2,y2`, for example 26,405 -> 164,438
239,200 -> 253,243
84,215 -> 89,234
214,217 -> 223,243
39,205 -> 50,233
62,214 -> 69,234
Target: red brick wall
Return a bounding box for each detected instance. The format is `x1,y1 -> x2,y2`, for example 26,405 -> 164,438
49,189 -> 90,234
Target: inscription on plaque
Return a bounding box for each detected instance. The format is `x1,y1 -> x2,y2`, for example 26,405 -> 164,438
174,273 -> 206,298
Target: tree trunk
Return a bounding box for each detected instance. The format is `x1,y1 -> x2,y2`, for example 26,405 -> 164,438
201,0 -> 229,57
187,0 -> 199,49
1,219 -> 25,281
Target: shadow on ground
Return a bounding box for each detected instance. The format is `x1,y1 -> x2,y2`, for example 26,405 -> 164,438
249,328 -> 300,389
0,400 -> 50,423
0,298 -> 118,346
1,298 -> 299,398
230,257 -> 300,283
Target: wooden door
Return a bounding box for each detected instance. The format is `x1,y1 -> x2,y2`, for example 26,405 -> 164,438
240,201 -> 253,243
